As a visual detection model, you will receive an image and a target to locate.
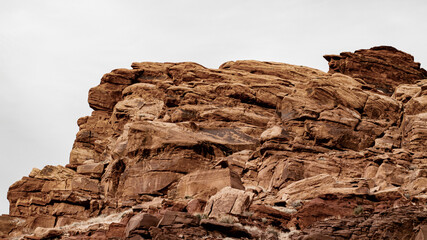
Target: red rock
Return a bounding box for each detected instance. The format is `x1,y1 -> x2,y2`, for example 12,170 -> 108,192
293,197 -> 358,228
106,222 -> 126,239
324,46 -> 427,94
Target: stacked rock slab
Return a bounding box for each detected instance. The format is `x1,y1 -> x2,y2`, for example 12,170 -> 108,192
3,46 -> 427,239
324,46 -> 427,95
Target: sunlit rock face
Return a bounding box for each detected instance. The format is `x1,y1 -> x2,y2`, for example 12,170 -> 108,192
3,46 -> 427,239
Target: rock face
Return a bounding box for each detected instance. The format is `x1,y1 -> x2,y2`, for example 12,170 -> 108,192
324,46 -> 427,95
3,46 -> 427,239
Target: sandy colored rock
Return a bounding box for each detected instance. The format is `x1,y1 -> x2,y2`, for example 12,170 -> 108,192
176,169 -> 245,200
121,172 -> 182,196
31,227 -> 63,239
77,163 -> 104,178
0,215 -> 19,237
278,174 -> 370,203
204,187 -> 254,218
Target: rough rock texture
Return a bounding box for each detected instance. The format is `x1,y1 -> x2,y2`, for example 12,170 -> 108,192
3,46 -> 427,239
324,46 -> 427,95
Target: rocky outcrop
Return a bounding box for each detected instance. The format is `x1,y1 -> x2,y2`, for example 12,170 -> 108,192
3,46 -> 427,239
324,46 -> 427,95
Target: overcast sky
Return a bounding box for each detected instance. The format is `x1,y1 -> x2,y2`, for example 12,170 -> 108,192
0,0 -> 426,214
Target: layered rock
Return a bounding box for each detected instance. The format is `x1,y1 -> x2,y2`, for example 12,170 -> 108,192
324,46 -> 427,94
2,46 -> 427,239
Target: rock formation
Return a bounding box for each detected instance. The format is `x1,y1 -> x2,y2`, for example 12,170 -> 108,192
2,46 -> 427,239
324,46 -> 427,95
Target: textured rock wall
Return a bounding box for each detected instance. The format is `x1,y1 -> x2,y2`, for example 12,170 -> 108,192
324,46 -> 427,94
2,46 -> 427,239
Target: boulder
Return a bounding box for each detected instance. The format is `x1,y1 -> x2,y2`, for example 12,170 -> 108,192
204,187 -> 254,218
186,199 -> 206,214
125,213 -> 159,237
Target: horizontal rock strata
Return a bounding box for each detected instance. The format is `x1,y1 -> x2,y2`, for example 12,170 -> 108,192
2,46 -> 427,239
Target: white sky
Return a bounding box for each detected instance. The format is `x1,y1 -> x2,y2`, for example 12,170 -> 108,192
1,0 -> 426,214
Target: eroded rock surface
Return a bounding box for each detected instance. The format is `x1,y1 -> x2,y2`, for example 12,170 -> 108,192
3,46 -> 427,239
324,46 -> 427,95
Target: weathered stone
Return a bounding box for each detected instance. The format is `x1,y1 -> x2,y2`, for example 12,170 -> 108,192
157,211 -> 199,227
204,187 -> 254,218
374,162 -> 408,186
121,172 -> 182,196
260,126 -> 291,143
176,169 -> 244,200
200,219 -> 252,238
0,215 -> 18,237
77,163 -> 104,178
106,222 -> 127,239
88,82 -> 126,111
278,174 -> 370,203
55,216 -> 79,227
186,199 -> 206,214
401,112 -> 427,152
249,204 -> 292,227
324,46 -> 427,94
32,165 -> 77,181
71,177 -> 100,193
52,203 -> 85,216
125,213 -> 159,237
69,148 -> 96,166
26,215 -> 56,230
294,205 -> 427,239
31,227 -> 63,239
416,225 -> 427,240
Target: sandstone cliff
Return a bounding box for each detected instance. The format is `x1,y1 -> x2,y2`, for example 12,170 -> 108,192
2,46 -> 427,239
